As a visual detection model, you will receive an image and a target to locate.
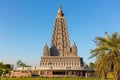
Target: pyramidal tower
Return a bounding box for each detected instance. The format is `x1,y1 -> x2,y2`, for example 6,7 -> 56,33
40,6 -> 84,77
50,6 -> 70,56
43,6 -> 77,57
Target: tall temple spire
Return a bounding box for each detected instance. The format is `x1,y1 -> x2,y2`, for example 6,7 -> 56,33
50,6 -> 70,56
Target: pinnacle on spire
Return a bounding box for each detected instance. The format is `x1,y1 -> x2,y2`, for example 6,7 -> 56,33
45,43 -> 48,47
72,42 -> 76,46
57,5 -> 64,17
72,42 -> 77,56
44,43 -> 48,48
43,43 -> 50,56
58,5 -> 62,13
73,42 -> 76,45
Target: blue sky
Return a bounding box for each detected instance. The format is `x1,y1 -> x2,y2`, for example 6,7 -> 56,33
0,0 -> 120,66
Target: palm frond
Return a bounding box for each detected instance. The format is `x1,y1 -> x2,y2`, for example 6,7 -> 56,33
89,32 -> 120,79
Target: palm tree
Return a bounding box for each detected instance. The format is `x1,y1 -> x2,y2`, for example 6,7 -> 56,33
90,32 -> 120,80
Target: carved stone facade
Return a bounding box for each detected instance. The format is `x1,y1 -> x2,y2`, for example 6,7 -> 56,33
39,6 -> 86,77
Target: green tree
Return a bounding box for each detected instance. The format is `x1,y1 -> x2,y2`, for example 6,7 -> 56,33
84,64 -> 89,70
0,62 -> 12,77
16,60 -> 26,67
84,62 -> 94,70
3,64 -> 12,76
89,62 -> 94,70
16,60 -> 30,67
90,32 -> 120,80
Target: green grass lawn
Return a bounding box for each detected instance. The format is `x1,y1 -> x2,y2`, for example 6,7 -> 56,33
0,77 -> 113,80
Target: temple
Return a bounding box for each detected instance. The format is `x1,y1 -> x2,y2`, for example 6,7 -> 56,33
10,6 -> 94,78
39,6 -> 85,77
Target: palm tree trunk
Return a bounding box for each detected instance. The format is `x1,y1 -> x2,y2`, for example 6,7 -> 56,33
101,72 -> 106,80
114,71 -> 119,80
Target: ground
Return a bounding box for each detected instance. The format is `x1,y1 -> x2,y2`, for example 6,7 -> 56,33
0,77 -> 113,80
